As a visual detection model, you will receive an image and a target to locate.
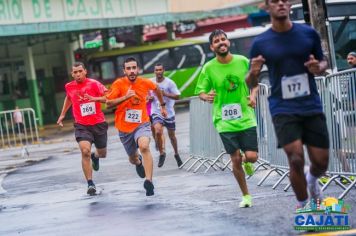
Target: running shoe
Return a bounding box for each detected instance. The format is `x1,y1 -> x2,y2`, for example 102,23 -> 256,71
91,153 -> 99,171
242,162 -> 254,176
87,184 -> 96,195
136,155 -> 146,178
158,153 -> 166,168
143,180 -> 154,196
174,154 -> 183,167
341,176 -> 355,185
239,194 -> 252,208
319,176 -> 329,184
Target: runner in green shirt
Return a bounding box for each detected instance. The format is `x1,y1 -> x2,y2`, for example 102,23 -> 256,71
195,29 -> 259,208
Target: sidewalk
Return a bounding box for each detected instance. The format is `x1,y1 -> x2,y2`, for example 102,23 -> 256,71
0,112 -> 117,175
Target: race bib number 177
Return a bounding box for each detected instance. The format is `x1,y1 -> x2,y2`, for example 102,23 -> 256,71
281,73 -> 310,99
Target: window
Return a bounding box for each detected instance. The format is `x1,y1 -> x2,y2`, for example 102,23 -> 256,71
142,49 -> 175,73
174,44 -> 206,69
233,36 -> 256,57
100,61 -> 116,80
331,19 -> 356,70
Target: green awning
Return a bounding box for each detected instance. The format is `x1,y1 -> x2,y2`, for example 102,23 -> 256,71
0,5 -> 260,37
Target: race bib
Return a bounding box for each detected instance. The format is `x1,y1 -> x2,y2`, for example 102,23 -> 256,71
125,109 -> 142,123
281,73 -> 310,99
80,102 -> 96,116
222,104 -> 242,121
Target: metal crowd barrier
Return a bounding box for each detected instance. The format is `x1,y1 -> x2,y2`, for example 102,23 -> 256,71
187,69 -> 356,199
180,96 -> 230,173
0,108 -> 40,157
322,69 -> 356,199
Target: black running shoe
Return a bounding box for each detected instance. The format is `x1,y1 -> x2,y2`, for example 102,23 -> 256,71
174,154 -> 183,167
91,153 -> 99,171
87,184 -> 96,195
136,155 -> 146,178
143,180 -> 154,196
157,153 -> 166,168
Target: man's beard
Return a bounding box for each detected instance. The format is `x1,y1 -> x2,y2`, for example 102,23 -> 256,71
216,44 -> 229,57
128,74 -> 137,81
216,50 -> 229,57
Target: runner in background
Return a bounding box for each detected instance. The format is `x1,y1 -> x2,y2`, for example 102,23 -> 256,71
106,57 -> 167,196
57,62 -> 108,195
146,91 -> 164,151
151,63 -> 183,168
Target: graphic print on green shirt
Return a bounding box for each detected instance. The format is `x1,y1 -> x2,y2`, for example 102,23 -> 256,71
195,55 -> 257,133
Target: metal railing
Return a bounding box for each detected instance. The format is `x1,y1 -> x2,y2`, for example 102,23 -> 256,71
0,108 -> 40,157
180,97 -> 229,173
186,69 -> 356,199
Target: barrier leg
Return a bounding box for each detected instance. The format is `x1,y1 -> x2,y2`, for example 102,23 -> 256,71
204,152 -> 227,174
179,155 -> 197,169
321,175 -> 341,191
221,159 -> 232,171
272,170 -> 290,189
284,183 -> 291,192
254,160 -> 270,171
193,159 -> 210,173
258,168 -> 278,186
338,179 -> 356,199
187,158 -> 205,172
246,161 -> 270,179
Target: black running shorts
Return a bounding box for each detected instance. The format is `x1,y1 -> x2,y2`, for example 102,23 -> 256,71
219,127 -> 258,154
272,113 -> 329,149
74,122 -> 108,149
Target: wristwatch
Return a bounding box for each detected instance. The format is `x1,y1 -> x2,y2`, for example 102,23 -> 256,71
160,103 -> 166,106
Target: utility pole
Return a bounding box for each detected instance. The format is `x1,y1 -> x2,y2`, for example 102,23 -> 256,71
306,0 -> 333,70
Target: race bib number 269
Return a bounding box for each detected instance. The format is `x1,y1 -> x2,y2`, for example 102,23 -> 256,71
80,102 -> 96,116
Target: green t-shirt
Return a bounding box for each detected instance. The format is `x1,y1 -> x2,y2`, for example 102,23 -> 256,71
195,54 -> 257,133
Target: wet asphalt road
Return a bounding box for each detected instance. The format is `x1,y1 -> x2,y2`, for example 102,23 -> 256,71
0,108 -> 355,236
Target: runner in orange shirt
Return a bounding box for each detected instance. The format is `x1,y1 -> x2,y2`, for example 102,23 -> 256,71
57,62 -> 108,195
106,57 -> 167,196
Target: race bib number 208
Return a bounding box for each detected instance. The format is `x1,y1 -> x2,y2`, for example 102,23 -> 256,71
222,104 -> 242,121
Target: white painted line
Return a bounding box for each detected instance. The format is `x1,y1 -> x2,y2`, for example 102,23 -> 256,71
179,45 -> 206,92
167,54 -> 186,79
177,54 -> 186,69
144,49 -> 169,71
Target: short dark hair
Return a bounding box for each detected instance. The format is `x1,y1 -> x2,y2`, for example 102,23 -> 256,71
209,29 -> 227,45
154,63 -> 164,68
73,61 -> 86,69
123,57 -> 138,68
